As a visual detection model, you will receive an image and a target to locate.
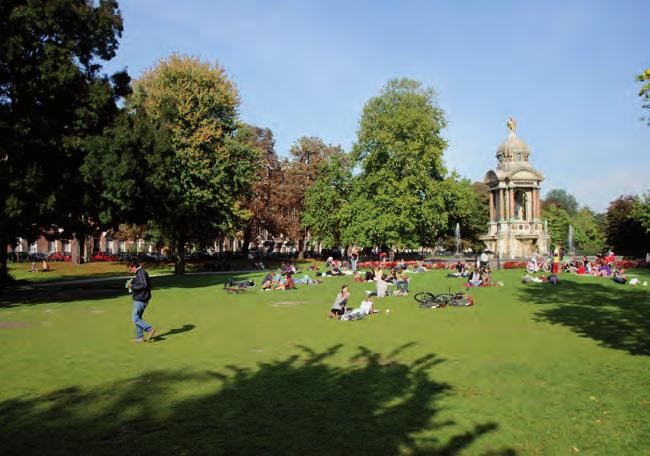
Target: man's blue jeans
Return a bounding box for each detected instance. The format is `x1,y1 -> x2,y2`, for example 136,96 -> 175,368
132,300 -> 152,340
351,259 -> 358,272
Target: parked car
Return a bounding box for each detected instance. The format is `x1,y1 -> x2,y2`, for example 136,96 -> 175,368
28,252 -> 48,262
9,252 -> 29,262
92,251 -> 117,262
48,251 -> 71,262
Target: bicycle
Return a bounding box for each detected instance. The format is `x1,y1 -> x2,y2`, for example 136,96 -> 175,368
414,288 -> 473,308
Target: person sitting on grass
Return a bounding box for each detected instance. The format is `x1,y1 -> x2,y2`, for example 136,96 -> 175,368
29,262 -> 38,272
368,274 -> 391,297
481,267 -> 492,286
353,271 -> 364,283
612,269 -> 628,284
395,273 -> 410,295
467,268 -> 482,287
329,285 -> 350,319
41,260 -> 51,272
275,272 -> 296,290
261,272 -> 274,291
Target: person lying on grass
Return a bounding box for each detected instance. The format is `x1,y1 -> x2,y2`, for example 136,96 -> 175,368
296,274 -> 322,285
224,279 -> 255,289
329,284 -> 350,318
341,296 -> 380,320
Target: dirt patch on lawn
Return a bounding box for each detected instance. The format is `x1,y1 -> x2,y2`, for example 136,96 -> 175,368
0,321 -> 32,329
271,301 -> 307,307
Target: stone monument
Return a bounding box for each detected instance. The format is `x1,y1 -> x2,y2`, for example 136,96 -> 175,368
480,119 -> 550,258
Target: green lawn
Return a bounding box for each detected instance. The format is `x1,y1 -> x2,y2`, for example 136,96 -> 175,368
1,268 -> 649,455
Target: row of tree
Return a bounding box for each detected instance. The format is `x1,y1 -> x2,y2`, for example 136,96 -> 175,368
0,1 -> 487,282
541,189 -> 650,257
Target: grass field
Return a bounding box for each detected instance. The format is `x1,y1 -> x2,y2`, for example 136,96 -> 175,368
1,268 -> 649,455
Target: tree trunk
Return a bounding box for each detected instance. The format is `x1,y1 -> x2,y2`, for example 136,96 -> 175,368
0,231 -> 8,286
298,229 -> 308,260
242,226 -> 252,258
174,237 -> 185,275
71,235 -> 81,265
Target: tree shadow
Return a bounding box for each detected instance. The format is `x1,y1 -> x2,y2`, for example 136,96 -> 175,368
0,345 -> 515,455
0,273 -> 258,308
517,277 -> 650,355
150,324 -> 196,342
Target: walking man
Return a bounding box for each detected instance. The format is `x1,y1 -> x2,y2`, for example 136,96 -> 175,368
128,261 -> 155,343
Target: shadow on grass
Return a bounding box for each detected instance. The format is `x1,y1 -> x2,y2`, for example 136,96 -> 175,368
517,275 -> 650,355
0,272 -> 258,308
0,345 -> 515,455
150,324 -> 196,342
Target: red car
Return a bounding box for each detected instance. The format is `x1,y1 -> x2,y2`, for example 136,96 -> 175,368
48,251 -> 71,262
92,252 -> 117,262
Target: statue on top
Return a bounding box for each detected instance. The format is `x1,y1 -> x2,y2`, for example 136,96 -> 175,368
506,117 -> 517,135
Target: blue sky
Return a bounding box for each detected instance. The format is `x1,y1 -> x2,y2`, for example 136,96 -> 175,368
105,0 -> 649,212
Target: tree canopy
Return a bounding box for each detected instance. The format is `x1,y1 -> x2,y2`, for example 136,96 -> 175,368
343,78 -> 450,249
605,195 -> 650,256
124,54 -> 258,273
0,0 -> 127,280
543,189 -> 579,216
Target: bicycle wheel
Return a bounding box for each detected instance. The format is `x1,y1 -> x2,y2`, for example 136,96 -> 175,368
414,291 -> 435,303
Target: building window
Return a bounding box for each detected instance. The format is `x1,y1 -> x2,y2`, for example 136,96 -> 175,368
62,241 -> 70,253
48,240 -> 55,252
107,240 -> 113,253
30,242 -> 38,253
119,240 -> 126,253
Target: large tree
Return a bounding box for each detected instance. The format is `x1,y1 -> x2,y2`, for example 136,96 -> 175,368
541,203 -> 571,250
127,54 -> 258,274
631,194 -> 650,234
543,188 -> 579,216
605,195 -> 650,257
343,78 -> 448,249
235,124 -> 283,256
0,0 -> 127,282
572,207 -> 606,254
301,150 -> 352,248
278,136 -> 342,258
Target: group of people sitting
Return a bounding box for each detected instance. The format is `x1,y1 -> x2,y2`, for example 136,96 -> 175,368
465,265 -> 493,287
447,261 -> 493,287
329,284 -> 379,320
260,269 -> 322,291
349,265 -> 412,297
524,249 -> 644,286
29,260 -> 51,272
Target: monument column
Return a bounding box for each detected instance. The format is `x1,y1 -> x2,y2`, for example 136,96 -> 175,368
489,191 -> 495,221
499,188 -> 505,221
509,186 -> 515,219
535,188 -> 541,219
529,189 -> 535,221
